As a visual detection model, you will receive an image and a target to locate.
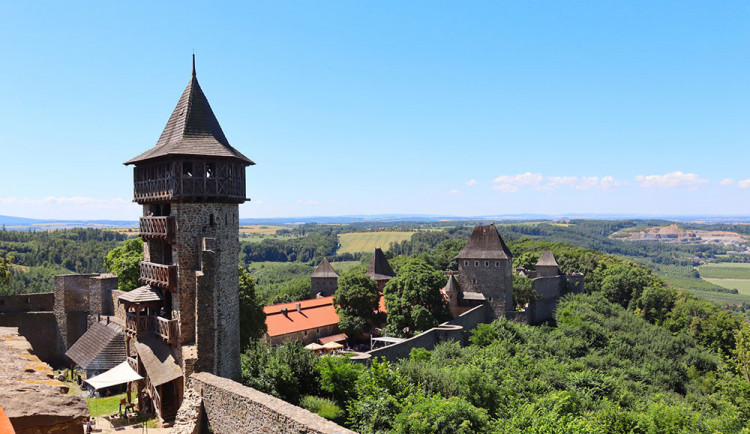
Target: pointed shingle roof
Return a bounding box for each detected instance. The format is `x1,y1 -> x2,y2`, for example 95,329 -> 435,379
118,285 -> 163,304
311,257 -> 339,278
366,248 -> 396,280
536,250 -> 559,267
125,57 -> 254,166
456,224 -> 512,260
65,321 -> 126,371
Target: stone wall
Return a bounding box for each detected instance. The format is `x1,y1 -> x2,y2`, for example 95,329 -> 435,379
111,290 -> 127,322
189,372 -> 354,434
0,293 -> 54,313
0,312 -> 61,365
457,258 -> 513,317
355,304 -> 491,363
173,202 -> 241,381
527,273 -> 585,324
310,277 -> 337,298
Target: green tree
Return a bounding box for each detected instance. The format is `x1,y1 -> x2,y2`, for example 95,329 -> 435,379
734,322 -> 750,383
392,395 -> 490,434
384,258 -> 451,337
0,255 -> 12,288
239,266 -> 266,348
512,273 -> 536,310
104,238 -> 143,291
334,272 -> 384,336
599,263 -> 656,308
316,356 -> 364,406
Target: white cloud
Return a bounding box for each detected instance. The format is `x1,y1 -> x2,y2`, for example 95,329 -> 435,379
738,179 -> 750,189
576,176 -> 621,191
492,184 -> 519,193
719,178 -> 734,186
296,199 -> 319,205
635,171 -> 708,189
255,200 -> 265,204
449,189 -> 460,195
465,179 -> 478,186
491,173 -> 620,192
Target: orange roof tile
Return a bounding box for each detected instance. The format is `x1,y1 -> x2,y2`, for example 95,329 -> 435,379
264,296 -> 340,337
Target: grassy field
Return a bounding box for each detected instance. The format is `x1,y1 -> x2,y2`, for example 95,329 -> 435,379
239,225 -> 289,235
703,279 -> 750,296
337,231 -> 415,254
699,263 -> 750,280
684,288 -> 750,306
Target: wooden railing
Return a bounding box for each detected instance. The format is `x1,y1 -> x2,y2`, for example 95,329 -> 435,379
127,356 -> 137,372
139,262 -> 176,290
150,315 -> 178,343
127,313 -> 177,343
139,216 -> 175,241
125,312 -> 149,338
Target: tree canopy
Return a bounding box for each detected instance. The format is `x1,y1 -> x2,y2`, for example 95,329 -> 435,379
239,266 -> 266,348
333,272 -> 383,336
104,238 -> 143,291
384,258 -> 451,337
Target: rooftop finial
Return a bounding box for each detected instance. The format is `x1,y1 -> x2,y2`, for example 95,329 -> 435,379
192,53 -> 196,77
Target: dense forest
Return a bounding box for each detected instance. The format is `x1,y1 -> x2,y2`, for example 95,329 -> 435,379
239,233 -> 750,433
0,228 -> 128,295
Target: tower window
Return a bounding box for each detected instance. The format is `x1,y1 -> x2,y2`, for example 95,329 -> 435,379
464,261 -> 469,266
485,261 -> 489,267
209,214 -> 215,226
206,163 -> 215,178
495,262 -> 500,267
475,261 -> 479,266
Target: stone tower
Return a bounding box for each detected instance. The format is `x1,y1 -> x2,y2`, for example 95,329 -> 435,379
311,257 -> 339,298
124,57 -> 253,384
455,224 -> 513,317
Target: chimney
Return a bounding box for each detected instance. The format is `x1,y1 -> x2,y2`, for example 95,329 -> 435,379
296,303 -> 301,313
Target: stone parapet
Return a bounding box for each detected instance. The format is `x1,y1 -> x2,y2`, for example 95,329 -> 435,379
189,372 -> 354,434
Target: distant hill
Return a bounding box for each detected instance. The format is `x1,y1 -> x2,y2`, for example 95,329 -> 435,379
0,215 -> 136,231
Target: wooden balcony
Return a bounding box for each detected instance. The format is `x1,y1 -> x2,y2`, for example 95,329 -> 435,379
127,356 -> 138,372
150,315 -> 178,344
139,216 -> 175,241
139,262 -> 176,290
125,312 -> 149,338
126,313 -> 178,344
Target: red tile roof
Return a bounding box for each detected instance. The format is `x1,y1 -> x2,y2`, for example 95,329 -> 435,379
264,296 -> 340,337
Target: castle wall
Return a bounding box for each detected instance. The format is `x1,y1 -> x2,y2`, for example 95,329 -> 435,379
188,372 -> 354,434
0,293 -> 54,313
356,304 -> 491,363
54,274 -> 96,352
310,277 -> 337,298
0,312 -> 60,365
528,274 -> 585,324
457,259 -> 513,316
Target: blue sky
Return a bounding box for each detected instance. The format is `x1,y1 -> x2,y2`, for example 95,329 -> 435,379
1,1 -> 749,220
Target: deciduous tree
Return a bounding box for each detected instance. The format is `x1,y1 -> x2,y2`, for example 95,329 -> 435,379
333,272 -> 383,336
384,258 -> 450,337
104,238 -> 143,291
239,266 -> 266,348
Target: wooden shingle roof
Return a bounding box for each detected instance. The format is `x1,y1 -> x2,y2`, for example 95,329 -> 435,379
366,248 -> 396,280
311,258 -> 339,278
125,57 -> 254,166
536,250 -> 559,267
65,321 -> 126,371
134,333 -> 182,387
456,224 -> 512,260
118,286 -> 163,304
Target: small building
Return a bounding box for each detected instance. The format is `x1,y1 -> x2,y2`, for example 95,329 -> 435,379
311,257 -> 339,298
263,297 -> 341,345
366,248 -> 396,290
523,250 -> 585,324
441,272 -> 487,318
65,319 -> 126,379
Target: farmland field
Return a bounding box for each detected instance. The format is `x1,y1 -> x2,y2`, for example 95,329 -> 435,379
239,225 -> 289,235
699,263 -> 750,280
703,279 -> 750,296
338,231 -> 416,254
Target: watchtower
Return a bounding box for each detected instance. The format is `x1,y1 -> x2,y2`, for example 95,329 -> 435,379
311,257 -> 339,298
123,56 -> 253,385
455,224 -> 513,317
